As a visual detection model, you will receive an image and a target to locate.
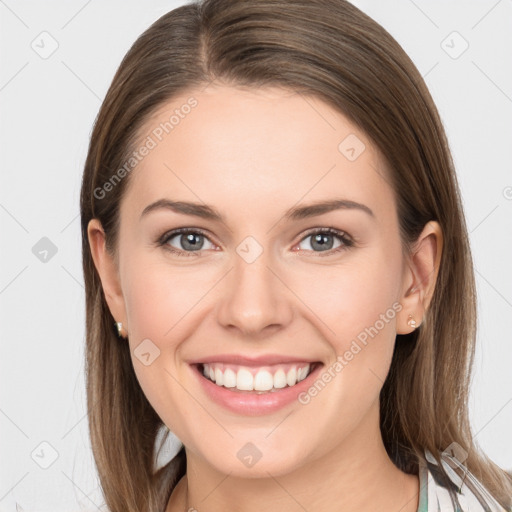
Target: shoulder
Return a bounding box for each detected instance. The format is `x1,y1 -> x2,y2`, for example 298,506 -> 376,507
418,449 -> 510,512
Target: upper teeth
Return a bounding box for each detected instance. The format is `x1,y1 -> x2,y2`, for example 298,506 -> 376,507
202,363 -> 312,391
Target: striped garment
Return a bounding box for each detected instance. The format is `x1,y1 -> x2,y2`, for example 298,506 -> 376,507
417,449 -> 510,511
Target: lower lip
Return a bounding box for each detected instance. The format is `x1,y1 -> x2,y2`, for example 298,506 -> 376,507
191,362 -> 324,416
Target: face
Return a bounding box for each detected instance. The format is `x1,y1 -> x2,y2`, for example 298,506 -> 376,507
89,84 -> 430,479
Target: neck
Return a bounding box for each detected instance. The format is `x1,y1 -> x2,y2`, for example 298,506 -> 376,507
167,403 -> 420,512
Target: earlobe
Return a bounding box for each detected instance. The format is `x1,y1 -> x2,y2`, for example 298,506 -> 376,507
397,220 -> 443,334
87,219 -> 128,334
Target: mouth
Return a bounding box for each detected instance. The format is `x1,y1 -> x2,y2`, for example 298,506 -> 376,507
193,361 -> 323,394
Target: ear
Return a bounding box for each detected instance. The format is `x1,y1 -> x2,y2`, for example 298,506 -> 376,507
396,220 -> 443,334
87,218 -> 128,333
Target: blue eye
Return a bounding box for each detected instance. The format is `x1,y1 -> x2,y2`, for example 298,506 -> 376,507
296,228 -> 353,256
157,227 -> 353,257
158,228 -> 215,257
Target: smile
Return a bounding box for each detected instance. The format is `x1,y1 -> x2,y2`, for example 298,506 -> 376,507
191,361 -> 324,415
200,362 -> 318,393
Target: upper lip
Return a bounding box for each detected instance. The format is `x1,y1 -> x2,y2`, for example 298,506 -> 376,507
188,354 -> 321,367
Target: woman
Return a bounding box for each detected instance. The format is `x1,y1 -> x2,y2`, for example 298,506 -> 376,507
80,0 -> 512,511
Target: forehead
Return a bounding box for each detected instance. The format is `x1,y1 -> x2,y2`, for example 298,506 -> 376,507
120,84 -> 393,225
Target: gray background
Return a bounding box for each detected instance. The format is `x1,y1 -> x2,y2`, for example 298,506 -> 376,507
0,0 -> 511,510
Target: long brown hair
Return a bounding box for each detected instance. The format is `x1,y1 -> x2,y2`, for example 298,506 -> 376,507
80,1 -> 512,510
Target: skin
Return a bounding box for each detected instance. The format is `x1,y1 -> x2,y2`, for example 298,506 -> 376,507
88,84 -> 443,512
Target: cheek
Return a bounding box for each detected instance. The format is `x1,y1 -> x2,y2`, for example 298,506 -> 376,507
121,255 -> 195,404
293,251 -> 402,349
287,245 -> 404,425
120,252 -> 227,425
288,252 -> 402,439
123,252 -> 205,342
338,268 -> 400,356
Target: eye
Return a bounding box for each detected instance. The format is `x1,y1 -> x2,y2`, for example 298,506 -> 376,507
295,227 -> 353,255
157,226 -> 354,258
158,228 -> 217,257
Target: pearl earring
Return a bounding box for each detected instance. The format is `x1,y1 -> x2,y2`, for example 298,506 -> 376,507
115,321 -> 127,339
407,315 -> 417,329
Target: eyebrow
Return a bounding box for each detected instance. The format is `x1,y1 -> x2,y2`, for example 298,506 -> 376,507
139,198 -> 375,222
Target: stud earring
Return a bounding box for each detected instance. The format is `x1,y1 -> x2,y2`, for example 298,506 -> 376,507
407,315 -> 417,329
115,321 -> 127,339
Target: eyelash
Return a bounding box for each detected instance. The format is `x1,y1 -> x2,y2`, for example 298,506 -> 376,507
156,227 -> 354,258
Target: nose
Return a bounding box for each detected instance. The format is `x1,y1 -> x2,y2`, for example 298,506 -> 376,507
216,245 -> 294,337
